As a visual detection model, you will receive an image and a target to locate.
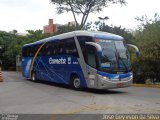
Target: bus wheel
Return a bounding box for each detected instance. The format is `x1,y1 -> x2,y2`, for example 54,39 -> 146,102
71,75 -> 81,90
31,71 -> 37,82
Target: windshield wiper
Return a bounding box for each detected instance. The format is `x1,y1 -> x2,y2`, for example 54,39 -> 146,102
117,52 -> 128,72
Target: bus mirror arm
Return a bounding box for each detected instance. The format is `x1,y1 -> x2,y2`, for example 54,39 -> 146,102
127,44 -> 140,56
0,47 -> 2,52
85,42 -> 102,56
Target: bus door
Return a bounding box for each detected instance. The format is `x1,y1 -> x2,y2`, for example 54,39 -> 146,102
85,43 -> 99,88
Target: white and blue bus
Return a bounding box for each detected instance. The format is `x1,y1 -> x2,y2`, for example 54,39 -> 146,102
22,31 -> 139,89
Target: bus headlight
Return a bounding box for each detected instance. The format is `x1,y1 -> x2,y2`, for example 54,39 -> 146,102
102,76 -> 109,81
98,75 -> 109,81
103,76 -> 107,80
129,75 -> 133,80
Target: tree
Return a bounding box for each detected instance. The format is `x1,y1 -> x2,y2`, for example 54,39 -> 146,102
85,20 -> 134,43
26,30 -> 54,43
50,0 -> 126,29
12,29 -> 18,34
132,13 -> 160,83
0,30 -> 53,70
56,24 -> 77,34
26,29 -> 43,42
0,31 -> 20,70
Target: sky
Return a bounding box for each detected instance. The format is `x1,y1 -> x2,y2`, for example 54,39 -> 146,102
0,0 -> 160,33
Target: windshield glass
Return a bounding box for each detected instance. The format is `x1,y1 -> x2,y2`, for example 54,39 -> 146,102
96,39 -> 131,72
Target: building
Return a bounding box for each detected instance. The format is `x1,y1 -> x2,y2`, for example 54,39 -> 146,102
43,19 -> 57,34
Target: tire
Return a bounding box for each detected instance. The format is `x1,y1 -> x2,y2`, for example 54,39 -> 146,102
71,75 -> 81,90
31,71 -> 37,82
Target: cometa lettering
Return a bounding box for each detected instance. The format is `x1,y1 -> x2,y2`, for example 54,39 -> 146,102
49,57 -> 66,64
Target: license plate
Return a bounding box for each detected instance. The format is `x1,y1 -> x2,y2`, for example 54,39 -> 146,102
117,83 -> 124,88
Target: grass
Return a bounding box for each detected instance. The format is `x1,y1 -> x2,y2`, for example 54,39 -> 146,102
132,84 -> 160,88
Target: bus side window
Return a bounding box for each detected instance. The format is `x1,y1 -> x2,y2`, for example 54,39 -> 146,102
77,36 -> 94,61
57,40 -> 65,55
46,45 -> 50,55
22,47 -> 27,57
43,44 -> 48,56
53,41 -> 59,55
37,44 -> 42,56
49,43 -> 54,55
27,47 -> 30,57
33,44 -> 39,56
65,38 -> 78,57
53,44 -> 57,55
37,45 -> 42,56
41,42 -> 54,56
28,46 -> 33,57
86,45 -> 96,68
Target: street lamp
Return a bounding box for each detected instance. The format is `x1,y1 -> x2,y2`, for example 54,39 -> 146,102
98,16 -> 109,20
98,16 -> 109,28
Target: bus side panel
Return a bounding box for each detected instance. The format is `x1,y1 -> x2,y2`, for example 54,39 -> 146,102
33,56 -> 45,81
33,55 -> 86,86
22,57 -> 32,78
33,56 -> 65,83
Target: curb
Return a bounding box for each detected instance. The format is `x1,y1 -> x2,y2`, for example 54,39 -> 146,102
0,70 -> 3,82
132,84 -> 160,88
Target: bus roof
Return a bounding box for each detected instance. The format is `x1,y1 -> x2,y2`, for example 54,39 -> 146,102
23,30 -> 124,47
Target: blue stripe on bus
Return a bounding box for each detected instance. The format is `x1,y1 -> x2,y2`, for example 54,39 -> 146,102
97,71 -> 133,79
22,55 -> 87,87
22,57 -> 32,78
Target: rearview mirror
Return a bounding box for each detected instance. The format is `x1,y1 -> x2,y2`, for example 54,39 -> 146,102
127,44 -> 140,56
85,42 -> 102,56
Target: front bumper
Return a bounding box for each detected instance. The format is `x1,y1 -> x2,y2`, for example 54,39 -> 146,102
96,74 -> 133,89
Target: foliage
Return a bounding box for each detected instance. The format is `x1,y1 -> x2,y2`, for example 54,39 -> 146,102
26,29 -> 54,43
56,24 -> 77,34
0,30 -> 53,70
0,27 -> 80,70
1,13 -> 160,85
0,31 -> 21,70
101,25 -> 134,43
50,0 -> 126,29
85,20 -> 134,43
132,13 -> 160,83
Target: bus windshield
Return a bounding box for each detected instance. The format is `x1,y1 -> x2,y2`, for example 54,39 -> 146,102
96,39 -> 131,72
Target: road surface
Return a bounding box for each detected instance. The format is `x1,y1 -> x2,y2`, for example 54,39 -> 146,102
0,71 -> 160,114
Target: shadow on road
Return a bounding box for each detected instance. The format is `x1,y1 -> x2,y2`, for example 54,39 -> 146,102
82,88 -> 126,94
28,79 -> 126,95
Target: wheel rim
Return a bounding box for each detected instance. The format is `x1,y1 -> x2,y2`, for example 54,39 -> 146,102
73,78 -> 80,88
